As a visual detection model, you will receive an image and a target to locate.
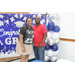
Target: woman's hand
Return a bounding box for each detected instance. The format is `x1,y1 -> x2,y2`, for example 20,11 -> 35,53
22,47 -> 25,53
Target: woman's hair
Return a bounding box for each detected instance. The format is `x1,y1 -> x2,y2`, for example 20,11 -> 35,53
26,18 -> 32,22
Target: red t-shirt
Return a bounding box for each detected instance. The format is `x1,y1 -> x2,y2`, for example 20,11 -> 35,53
33,24 -> 47,47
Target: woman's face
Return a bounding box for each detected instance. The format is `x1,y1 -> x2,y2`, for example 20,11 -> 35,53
26,18 -> 32,27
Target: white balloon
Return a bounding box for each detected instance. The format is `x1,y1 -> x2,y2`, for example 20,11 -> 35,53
44,55 -> 49,61
37,14 -> 41,18
54,14 -> 59,20
52,32 -> 59,40
47,32 -> 52,39
45,50 -> 48,55
53,50 -> 59,56
55,39 -> 60,44
41,21 -> 43,24
51,56 -> 57,62
33,15 -> 36,18
47,38 -> 55,46
47,50 -> 53,57
45,39 -> 47,43
45,32 -> 52,42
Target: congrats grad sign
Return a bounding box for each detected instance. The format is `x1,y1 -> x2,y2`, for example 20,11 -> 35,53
0,13 -> 47,57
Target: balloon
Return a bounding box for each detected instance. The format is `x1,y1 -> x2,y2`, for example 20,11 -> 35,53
48,15 -> 54,21
45,43 -> 51,50
50,56 -> 57,62
55,39 -> 60,44
44,55 -> 49,61
54,14 -> 59,20
47,38 -> 55,46
47,60 -> 51,62
45,50 -> 48,55
52,32 -> 59,40
45,32 -> 52,42
53,50 -> 59,56
45,25 -> 49,32
32,14 -> 36,18
45,39 -> 47,43
41,21 -> 43,24
47,50 -> 53,57
48,21 -> 55,31
47,32 -> 52,39
53,26 -> 60,32
51,43 -> 58,51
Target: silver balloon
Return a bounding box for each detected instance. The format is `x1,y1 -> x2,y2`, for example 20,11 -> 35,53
47,38 -> 55,46
50,56 -> 57,62
55,39 -> 60,44
44,55 -> 49,61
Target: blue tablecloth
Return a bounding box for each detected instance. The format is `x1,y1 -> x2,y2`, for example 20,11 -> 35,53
31,60 -> 44,62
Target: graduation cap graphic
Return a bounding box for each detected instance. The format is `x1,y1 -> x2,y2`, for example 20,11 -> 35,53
14,21 -> 25,28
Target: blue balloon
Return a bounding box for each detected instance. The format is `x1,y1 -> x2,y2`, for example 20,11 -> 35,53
45,43 -> 51,50
53,25 -> 60,32
48,22 -> 55,31
44,59 -> 52,62
51,43 -> 58,51
45,25 -> 49,32
47,60 -> 51,62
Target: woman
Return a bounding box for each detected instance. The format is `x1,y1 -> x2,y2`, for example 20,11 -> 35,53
16,18 -> 34,62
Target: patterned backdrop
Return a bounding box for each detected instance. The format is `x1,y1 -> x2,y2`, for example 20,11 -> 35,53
0,13 -> 47,57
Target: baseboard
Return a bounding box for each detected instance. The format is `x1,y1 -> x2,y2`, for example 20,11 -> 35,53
0,56 -> 21,62
8,58 -> 35,62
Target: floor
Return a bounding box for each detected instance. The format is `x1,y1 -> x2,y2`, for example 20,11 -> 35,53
11,53 -> 35,62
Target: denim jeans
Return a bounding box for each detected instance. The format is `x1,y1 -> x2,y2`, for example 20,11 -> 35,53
33,46 -> 45,61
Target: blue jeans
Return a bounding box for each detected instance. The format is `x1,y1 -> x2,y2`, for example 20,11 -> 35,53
33,46 -> 45,61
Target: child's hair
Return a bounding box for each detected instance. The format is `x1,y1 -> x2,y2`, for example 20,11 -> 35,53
26,18 -> 32,22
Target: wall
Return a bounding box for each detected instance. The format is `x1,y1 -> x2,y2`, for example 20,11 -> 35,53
58,41 -> 75,62
30,12 -> 46,14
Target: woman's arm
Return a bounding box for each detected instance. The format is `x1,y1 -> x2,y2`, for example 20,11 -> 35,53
19,33 -> 25,52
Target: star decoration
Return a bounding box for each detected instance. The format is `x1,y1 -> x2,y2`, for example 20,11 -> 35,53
14,14 -> 18,18
20,14 -> 23,18
0,21 -> 4,26
23,17 -> 27,21
10,17 -> 15,22
0,15 -> 4,19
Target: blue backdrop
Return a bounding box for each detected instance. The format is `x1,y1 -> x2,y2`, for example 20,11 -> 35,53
0,14 -> 47,55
